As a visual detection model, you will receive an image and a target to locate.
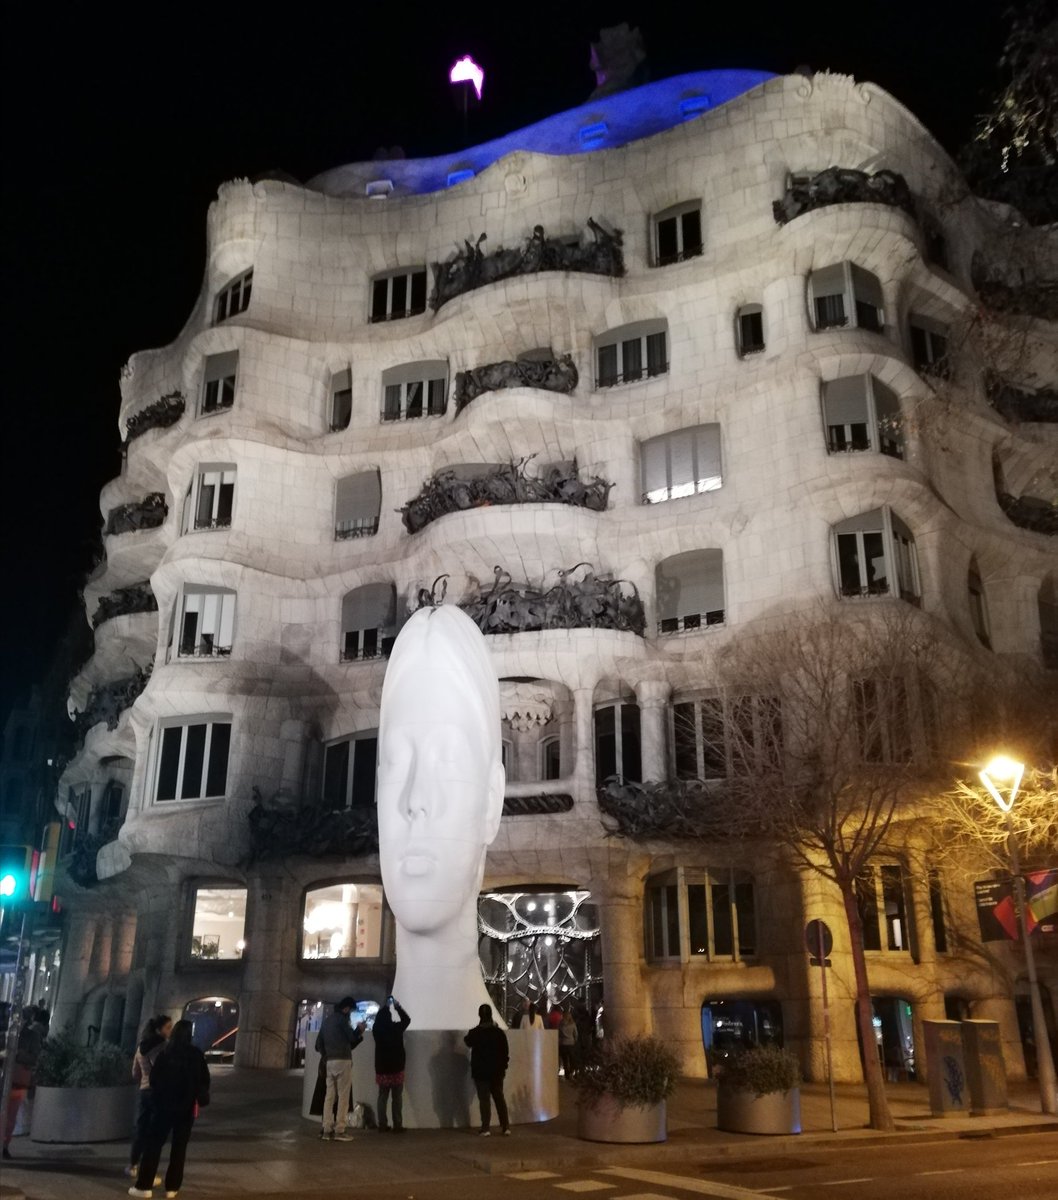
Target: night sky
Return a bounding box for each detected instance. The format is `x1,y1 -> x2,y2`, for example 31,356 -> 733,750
0,2 -> 1004,727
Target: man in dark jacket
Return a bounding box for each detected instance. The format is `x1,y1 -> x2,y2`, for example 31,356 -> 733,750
463,1004 -> 510,1136
129,1019 -> 209,1199
315,997 -> 365,1140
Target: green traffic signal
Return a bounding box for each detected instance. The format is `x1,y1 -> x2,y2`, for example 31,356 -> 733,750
0,844 -> 33,904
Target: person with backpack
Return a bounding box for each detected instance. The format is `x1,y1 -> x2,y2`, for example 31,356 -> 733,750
128,1019 -> 209,1199
126,1014 -> 172,1182
463,1003 -> 510,1137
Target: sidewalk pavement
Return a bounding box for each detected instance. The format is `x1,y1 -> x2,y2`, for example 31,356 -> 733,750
2,1068 -> 1056,1200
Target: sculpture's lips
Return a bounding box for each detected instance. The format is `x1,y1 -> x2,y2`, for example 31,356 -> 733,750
401,853 -> 437,876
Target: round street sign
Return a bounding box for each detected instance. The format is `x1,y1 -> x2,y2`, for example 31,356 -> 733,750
805,919 -> 833,957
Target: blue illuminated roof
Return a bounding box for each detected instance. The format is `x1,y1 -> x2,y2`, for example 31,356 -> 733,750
309,69 -> 775,198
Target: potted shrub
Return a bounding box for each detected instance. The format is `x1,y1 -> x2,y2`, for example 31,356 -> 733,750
715,1044 -> 802,1136
31,1031 -> 137,1143
574,1034 -> 680,1143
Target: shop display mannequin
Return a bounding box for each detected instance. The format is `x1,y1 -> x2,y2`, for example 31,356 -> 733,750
377,605 -> 506,1029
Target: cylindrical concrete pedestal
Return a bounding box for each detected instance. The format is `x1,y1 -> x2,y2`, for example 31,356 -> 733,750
302,1028 -> 558,1128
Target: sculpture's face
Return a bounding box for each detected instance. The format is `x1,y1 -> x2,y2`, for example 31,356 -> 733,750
377,665 -> 503,934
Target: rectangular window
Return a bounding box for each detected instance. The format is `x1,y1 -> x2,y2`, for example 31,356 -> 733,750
594,702 -> 640,785
854,678 -> 912,764
928,869 -> 948,953
737,307 -> 765,355
330,368 -> 352,431
187,466 -> 236,532
176,588 -> 236,658
648,868 -> 756,962
201,351 -> 238,415
335,471 -> 381,540
880,864 -> 908,951
654,205 -> 703,266
370,269 -> 428,322
836,529 -> 888,597
641,424 -> 722,504
381,371 -> 447,421
856,870 -> 882,951
214,269 -> 253,324
811,263 -> 884,334
596,324 -> 668,387
822,376 -> 903,460
656,549 -> 725,632
156,719 -> 232,802
190,886 -> 246,960
322,734 -> 378,809
648,882 -> 680,958
686,883 -> 708,955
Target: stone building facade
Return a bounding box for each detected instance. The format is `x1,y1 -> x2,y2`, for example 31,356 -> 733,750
53,69 -> 1057,1082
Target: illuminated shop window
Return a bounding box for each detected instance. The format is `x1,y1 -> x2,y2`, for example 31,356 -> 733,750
214,269 -> 253,324
302,882 -> 384,960
190,886 -> 246,960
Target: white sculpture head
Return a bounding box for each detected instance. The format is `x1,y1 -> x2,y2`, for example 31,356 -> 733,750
377,605 -> 505,938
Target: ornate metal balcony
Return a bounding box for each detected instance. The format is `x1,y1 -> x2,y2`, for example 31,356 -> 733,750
124,391 -> 185,443
997,491 -> 1058,535
401,459 -> 611,534
453,354 -> 578,412
460,563 -> 645,636
773,167 -> 915,226
430,220 -> 624,311
597,777 -> 728,839
91,581 -> 158,628
74,667 -> 151,739
248,790 -> 378,861
105,492 -> 167,536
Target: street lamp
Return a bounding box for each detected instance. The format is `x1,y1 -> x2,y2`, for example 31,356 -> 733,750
979,755 -> 1058,1114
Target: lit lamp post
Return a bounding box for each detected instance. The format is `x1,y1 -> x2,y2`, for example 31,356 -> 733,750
979,755 -> 1058,1114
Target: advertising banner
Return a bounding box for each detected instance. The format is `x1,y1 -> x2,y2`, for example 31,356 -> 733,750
974,869 -> 1058,942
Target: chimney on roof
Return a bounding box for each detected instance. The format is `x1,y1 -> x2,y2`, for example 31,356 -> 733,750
589,24 -> 649,99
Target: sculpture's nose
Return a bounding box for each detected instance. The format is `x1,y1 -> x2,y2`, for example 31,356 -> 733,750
397,753 -> 431,823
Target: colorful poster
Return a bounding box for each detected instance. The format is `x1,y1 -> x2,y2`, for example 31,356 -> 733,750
975,870 -> 1058,942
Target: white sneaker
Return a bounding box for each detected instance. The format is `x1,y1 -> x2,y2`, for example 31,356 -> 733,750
166,1192 -> 180,1198
128,1189 -> 153,1199
334,1131 -> 354,1141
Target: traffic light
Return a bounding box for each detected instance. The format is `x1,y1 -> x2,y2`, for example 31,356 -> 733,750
0,843 -> 33,905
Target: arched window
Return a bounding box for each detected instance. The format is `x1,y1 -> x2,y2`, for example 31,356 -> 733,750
335,470 -> 381,539
822,375 -> 902,458
735,304 -> 765,356
340,583 -> 397,662
968,558 -> 991,648
214,269 -> 252,325
646,867 -> 756,961
381,361 -> 447,421
808,262 -> 884,333
595,319 -> 668,388
640,424 -> 722,503
656,550 -> 725,633
832,508 -> 919,603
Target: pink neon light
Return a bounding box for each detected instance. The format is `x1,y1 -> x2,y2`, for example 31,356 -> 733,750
449,55 -> 484,101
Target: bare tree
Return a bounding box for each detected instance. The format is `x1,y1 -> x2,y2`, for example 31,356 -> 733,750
601,604 -> 971,1130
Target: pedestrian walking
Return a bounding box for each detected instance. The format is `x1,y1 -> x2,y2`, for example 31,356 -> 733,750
558,1009 -> 579,1078
2,1006 -> 45,1161
126,1014 -> 172,1181
372,997 -> 411,1132
464,1003 -> 510,1137
128,1019 -> 209,1200
315,996 -> 365,1141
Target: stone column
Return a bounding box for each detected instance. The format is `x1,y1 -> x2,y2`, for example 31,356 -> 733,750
111,911 -> 138,979
88,913 -> 114,986
634,681 -> 670,783
593,866 -> 648,1040
52,913 -> 97,1033
571,687 -> 596,802
235,870 -> 296,1069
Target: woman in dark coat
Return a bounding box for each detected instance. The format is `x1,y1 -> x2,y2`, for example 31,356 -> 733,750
372,998 -> 411,1132
128,1019 -> 209,1199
